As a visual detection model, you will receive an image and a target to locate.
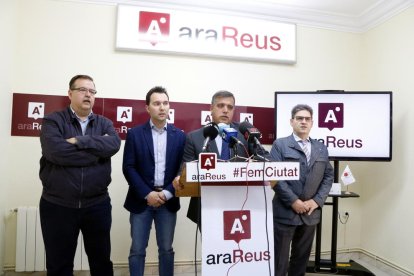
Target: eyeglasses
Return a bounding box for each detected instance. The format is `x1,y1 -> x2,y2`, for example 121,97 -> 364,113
294,116 -> 312,122
71,87 -> 97,96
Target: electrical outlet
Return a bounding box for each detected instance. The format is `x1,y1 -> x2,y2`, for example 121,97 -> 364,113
339,211 -> 350,220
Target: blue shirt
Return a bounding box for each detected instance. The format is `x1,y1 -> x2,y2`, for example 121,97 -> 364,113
149,120 -> 173,200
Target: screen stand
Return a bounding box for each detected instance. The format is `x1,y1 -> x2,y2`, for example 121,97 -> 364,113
306,160 -> 374,275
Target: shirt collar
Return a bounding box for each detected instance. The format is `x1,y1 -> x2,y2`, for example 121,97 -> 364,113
70,106 -> 93,122
293,133 -> 310,143
150,120 -> 167,133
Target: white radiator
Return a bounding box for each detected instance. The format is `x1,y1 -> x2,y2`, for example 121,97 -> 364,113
15,206 -> 89,272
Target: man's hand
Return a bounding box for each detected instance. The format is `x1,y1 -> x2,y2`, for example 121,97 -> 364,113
66,137 -> 77,144
173,176 -> 184,190
147,191 -> 166,207
291,199 -> 309,214
303,199 -> 319,215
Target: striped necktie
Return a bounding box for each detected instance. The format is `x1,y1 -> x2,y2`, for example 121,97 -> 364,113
301,140 -> 311,165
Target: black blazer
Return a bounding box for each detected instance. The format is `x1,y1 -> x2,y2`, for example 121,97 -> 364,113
182,123 -> 249,224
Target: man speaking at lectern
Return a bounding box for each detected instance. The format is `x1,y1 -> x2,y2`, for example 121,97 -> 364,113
270,104 -> 333,276
173,90 -> 248,227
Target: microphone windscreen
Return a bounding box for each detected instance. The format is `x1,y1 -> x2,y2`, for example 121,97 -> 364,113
239,121 -> 253,137
217,123 -> 229,134
203,122 -> 219,140
222,127 -> 238,143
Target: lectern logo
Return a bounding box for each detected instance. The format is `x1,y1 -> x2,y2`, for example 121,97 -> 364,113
318,103 -> 344,131
199,153 -> 216,170
138,11 -> 170,46
223,210 -> 251,243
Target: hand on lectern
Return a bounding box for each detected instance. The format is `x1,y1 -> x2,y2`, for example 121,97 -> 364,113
173,175 -> 184,190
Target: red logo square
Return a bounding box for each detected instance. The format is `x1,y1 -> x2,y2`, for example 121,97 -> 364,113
138,11 -> 170,46
223,210 -> 251,244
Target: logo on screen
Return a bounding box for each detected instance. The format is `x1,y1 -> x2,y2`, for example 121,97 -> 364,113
223,210 -> 251,243
28,102 -> 45,120
318,103 -> 343,131
199,152 -> 216,170
117,106 -> 132,123
138,11 -> 170,46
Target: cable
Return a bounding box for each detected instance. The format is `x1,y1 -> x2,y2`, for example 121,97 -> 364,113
261,158 -> 272,276
194,159 -> 202,276
338,211 -> 349,224
226,143 -> 271,276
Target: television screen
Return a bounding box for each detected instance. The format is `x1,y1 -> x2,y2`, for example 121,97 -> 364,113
274,91 -> 392,161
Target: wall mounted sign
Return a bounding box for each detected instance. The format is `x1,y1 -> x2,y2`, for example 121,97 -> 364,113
116,5 -> 296,63
11,93 -> 275,144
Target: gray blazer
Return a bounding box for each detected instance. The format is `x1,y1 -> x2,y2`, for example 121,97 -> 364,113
270,134 -> 333,225
183,123 -> 249,224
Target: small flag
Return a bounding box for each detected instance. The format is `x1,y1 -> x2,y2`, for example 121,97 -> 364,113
341,165 -> 356,185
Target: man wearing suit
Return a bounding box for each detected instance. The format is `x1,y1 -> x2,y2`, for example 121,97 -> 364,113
123,86 -> 186,276
173,90 -> 249,226
270,104 -> 333,276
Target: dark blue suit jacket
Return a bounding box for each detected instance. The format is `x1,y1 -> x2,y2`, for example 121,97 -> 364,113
123,121 -> 186,214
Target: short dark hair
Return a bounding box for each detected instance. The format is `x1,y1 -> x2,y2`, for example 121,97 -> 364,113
146,86 -> 169,105
211,90 -> 235,105
291,104 -> 313,119
69,75 -> 94,89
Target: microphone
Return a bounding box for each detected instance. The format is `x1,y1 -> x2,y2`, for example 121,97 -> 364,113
239,121 -> 263,149
202,122 -> 219,152
222,127 -> 241,146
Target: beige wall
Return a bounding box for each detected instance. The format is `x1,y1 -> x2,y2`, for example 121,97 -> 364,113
0,0 -> 17,274
1,0 -> 413,274
359,7 -> 414,270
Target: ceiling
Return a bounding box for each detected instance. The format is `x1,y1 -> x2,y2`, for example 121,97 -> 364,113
78,0 -> 414,32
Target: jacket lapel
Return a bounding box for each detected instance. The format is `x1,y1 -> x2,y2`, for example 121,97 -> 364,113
143,122 -> 155,162
308,138 -> 322,167
166,124 -> 175,165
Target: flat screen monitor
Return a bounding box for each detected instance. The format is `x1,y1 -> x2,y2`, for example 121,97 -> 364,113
274,91 -> 392,161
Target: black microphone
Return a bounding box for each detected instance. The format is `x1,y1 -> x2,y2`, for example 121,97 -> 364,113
239,121 -> 264,149
202,122 -> 219,152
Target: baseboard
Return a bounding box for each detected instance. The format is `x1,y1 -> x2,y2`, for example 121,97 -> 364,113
309,248 -> 414,276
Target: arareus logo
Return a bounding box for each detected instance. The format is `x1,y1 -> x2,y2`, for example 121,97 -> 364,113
138,11 -> 170,46
223,210 -> 251,244
199,152 -> 216,171
318,103 -> 344,131
28,102 -> 44,120
117,106 -> 132,124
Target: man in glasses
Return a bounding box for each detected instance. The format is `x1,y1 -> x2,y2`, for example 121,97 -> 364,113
270,104 -> 333,276
39,74 -> 121,276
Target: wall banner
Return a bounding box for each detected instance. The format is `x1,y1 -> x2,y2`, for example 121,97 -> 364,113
116,5 -> 296,63
11,93 -> 275,143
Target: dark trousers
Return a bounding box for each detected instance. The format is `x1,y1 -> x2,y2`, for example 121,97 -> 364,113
39,198 -> 113,276
274,222 -> 316,276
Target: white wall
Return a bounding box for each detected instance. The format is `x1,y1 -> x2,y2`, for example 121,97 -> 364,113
2,0 -> 413,274
359,7 -> 414,271
0,0 -> 17,273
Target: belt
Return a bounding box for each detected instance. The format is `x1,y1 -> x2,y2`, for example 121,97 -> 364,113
153,186 -> 163,192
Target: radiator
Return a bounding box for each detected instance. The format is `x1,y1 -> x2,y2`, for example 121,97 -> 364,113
15,206 -> 89,272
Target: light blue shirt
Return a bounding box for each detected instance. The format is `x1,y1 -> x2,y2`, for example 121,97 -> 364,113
70,107 -> 92,135
149,120 -> 173,200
